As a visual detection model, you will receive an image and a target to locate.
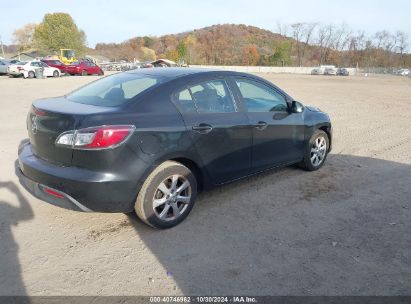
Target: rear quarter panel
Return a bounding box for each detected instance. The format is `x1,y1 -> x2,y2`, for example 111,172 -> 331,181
71,85 -> 204,210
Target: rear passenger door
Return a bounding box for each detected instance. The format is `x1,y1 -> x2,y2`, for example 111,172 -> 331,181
174,78 -> 252,184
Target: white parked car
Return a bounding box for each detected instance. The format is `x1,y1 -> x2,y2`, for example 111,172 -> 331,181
324,67 -> 337,75
398,69 -> 409,76
7,62 -> 26,77
7,60 -> 61,78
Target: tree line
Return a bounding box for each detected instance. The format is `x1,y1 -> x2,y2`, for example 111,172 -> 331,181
10,13 -> 410,68
92,23 -> 411,68
278,22 -> 409,68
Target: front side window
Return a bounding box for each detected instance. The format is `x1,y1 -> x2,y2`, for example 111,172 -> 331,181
175,80 -> 236,113
67,72 -> 163,107
235,79 -> 288,112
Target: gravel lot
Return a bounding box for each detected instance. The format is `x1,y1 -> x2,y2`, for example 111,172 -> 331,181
0,73 -> 410,296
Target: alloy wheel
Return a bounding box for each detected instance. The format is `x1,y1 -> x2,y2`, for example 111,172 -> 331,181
152,175 -> 191,221
310,136 -> 327,167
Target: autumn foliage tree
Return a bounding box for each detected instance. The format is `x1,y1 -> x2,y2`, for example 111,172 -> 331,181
242,44 -> 260,65
34,13 -> 86,54
12,23 -> 36,52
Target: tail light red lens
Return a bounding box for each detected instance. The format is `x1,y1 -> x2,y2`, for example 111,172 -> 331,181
32,106 -> 47,116
42,186 -> 65,199
56,125 -> 135,149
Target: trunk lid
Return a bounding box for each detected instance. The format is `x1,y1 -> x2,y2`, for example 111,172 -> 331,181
28,97 -> 116,166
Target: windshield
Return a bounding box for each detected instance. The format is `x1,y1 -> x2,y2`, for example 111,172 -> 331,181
66,72 -> 163,107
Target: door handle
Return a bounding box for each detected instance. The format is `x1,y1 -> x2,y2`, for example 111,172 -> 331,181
254,121 -> 268,130
192,124 -> 213,134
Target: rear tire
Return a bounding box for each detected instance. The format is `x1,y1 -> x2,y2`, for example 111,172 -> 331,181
299,130 -> 329,171
28,71 -> 35,79
135,161 -> 197,229
81,70 -> 88,76
53,70 -> 59,77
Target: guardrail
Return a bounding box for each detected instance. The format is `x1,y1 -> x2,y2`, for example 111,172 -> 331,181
190,65 -> 357,75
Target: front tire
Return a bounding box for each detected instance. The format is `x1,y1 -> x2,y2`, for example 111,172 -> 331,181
135,161 -> 197,229
81,70 -> 88,76
299,130 -> 329,171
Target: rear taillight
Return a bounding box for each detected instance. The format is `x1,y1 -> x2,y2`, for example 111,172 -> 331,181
32,106 -> 47,116
17,67 -> 24,71
55,125 -> 135,150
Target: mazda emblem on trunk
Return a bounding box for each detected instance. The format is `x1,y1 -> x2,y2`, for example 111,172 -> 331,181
31,116 -> 38,134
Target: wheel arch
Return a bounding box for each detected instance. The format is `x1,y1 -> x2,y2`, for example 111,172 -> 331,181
135,152 -> 208,202
170,157 -> 204,192
318,124 -> 332,152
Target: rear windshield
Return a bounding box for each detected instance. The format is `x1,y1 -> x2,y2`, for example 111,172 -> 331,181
66,72 -> 163,107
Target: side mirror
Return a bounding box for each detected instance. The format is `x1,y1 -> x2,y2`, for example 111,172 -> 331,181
291,100 -> 304,113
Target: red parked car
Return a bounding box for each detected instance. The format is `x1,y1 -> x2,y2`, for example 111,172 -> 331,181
41,59 -> 69,74
65,60 -> 104,76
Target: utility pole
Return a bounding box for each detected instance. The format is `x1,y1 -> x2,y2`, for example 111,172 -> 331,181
0,35 -> 5,58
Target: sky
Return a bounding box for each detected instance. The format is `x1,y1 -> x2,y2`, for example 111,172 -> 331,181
1,0 -> 410,47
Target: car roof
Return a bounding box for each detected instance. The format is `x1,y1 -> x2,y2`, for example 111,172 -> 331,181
125,67 -> 245,79
124,67 -> 293,101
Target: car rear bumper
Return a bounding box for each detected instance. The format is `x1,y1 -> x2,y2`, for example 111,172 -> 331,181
16,168 -> 93,212
17,140 -> 138,213
7,70 -> 23,76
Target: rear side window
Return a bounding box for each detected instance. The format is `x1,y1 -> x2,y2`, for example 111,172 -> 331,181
67,72 -> 163,107
175,80 -> 236,113
175,89 -> 197,113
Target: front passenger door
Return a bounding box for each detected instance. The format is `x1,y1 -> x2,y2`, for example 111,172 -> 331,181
234,78 -> 304,172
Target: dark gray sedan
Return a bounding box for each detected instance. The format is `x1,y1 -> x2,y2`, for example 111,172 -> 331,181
18,68 -> 332,228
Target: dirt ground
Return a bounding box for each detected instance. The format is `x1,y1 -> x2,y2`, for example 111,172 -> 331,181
0,73 -> 410,296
